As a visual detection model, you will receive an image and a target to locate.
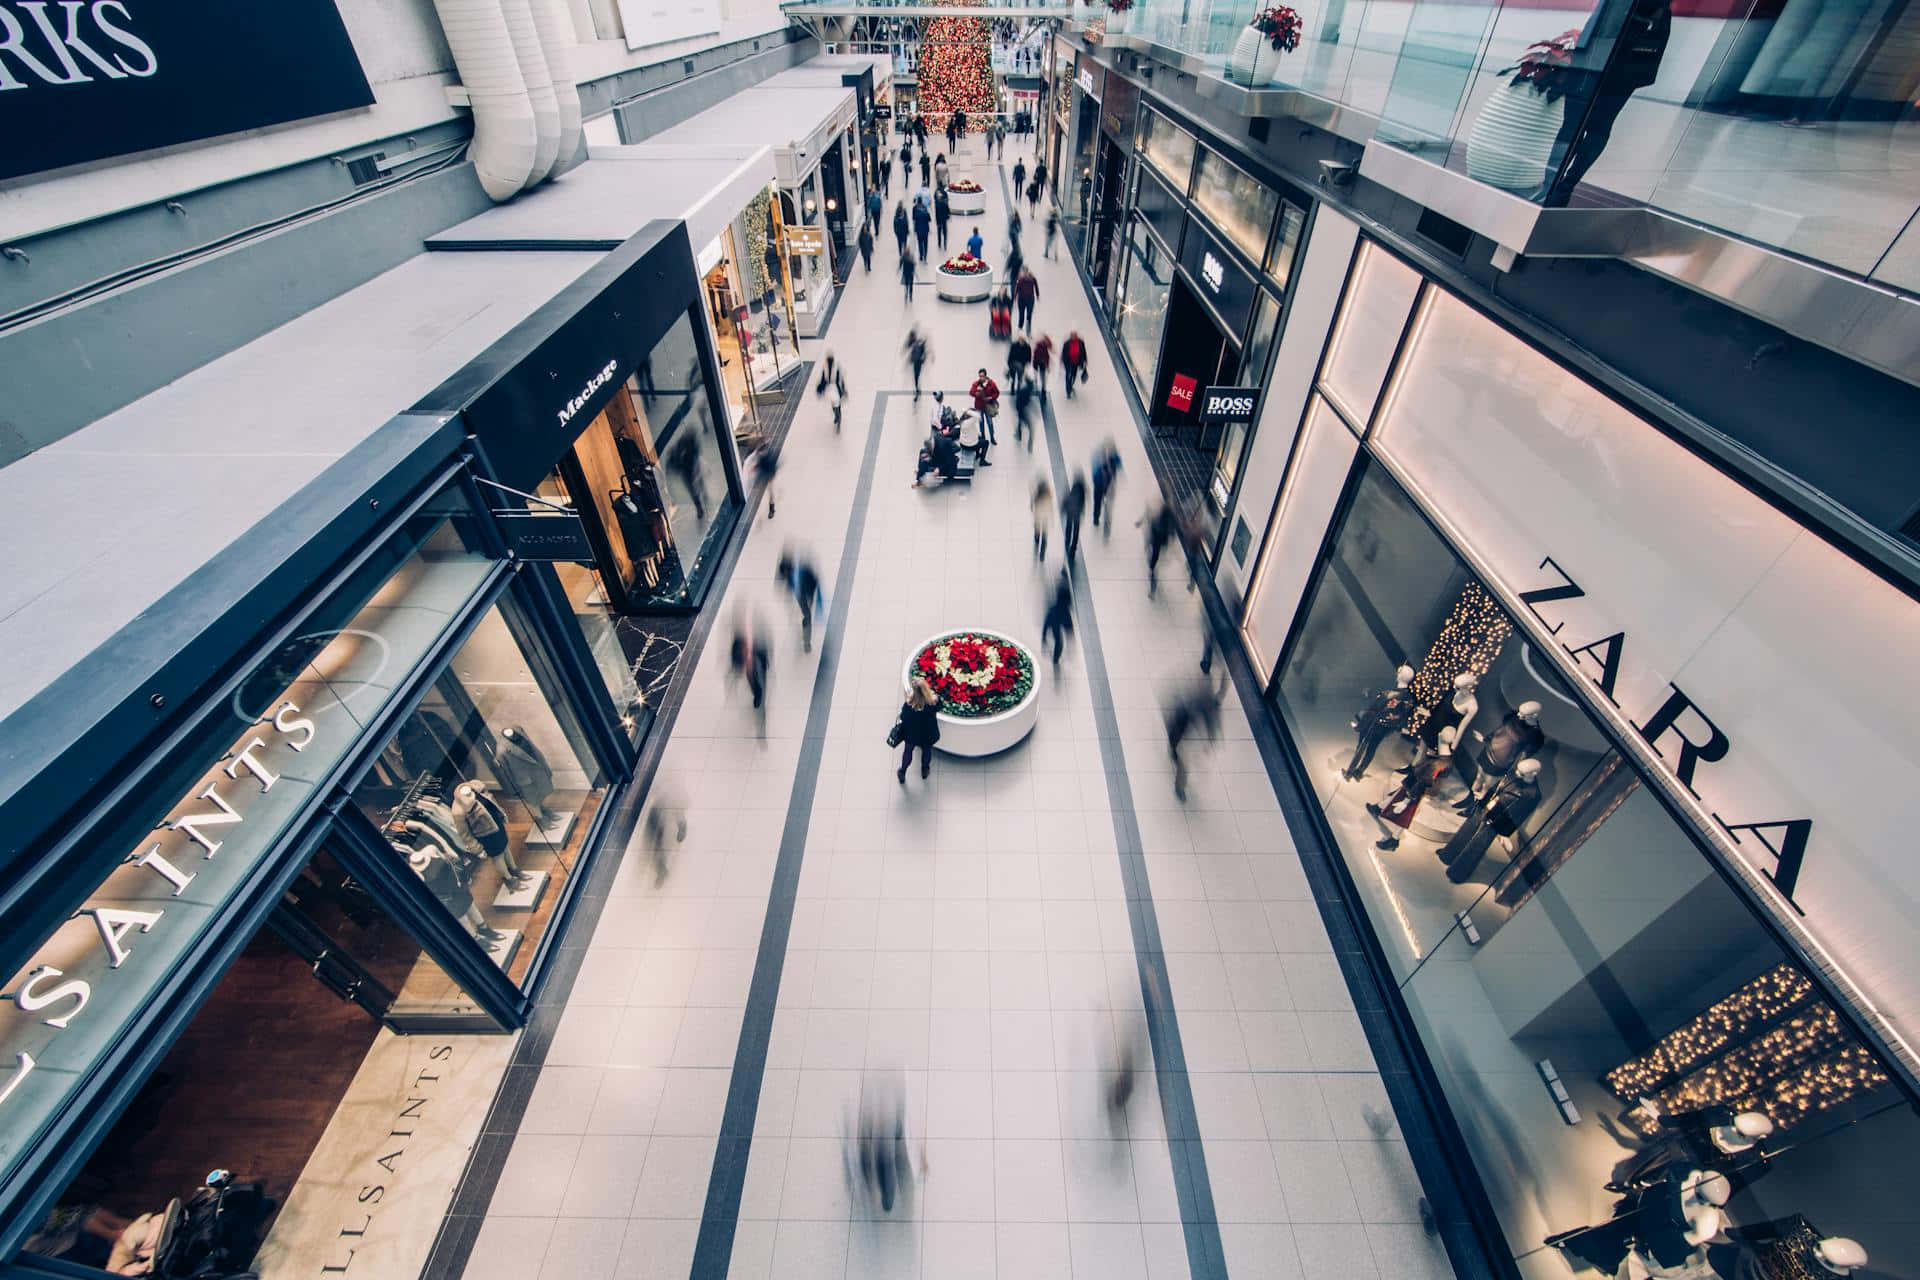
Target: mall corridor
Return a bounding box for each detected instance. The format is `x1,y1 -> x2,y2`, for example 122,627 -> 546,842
449,132 -> 1451,1280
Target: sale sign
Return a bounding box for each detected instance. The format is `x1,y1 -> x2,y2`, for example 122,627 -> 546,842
1168,373 -> 1198,413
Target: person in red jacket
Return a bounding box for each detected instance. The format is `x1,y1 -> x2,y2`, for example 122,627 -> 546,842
1061,332 -> 1088,399
969,368 -> 1000,465
1031,333 -> 1054,397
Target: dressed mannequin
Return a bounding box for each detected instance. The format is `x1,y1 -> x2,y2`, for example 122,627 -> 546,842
491,726 -> 556,822
1367,726 -> 1456,851
1611,1105 -> 1775,1193
1811,1238 -> 1869,1275
1344,665 -> 1417,780
451,780 -> 524,885
1466,700 -> 1544,803
402,841 -> 502,940
1418,672 -> 1480,754
1439,757 -> 1540,883
414,795 -> 481,857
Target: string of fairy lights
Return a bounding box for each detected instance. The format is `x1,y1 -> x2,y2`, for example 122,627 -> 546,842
915,16 -> 995,129
1406,582 -> 1513,734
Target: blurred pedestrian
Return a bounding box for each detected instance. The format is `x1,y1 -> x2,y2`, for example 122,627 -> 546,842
934,152 -> 950,189
879,154 -> 892,197
918,149 -> 931,188
966,225 -> 984,259
935,185 -> 951,249
1011,376 -> 1038,449
830,372 -> 846,434
1107,1013 -> 1148,1138
1031,478 -> 1053,561
1165,680 -> 1223,802
1142,501 -> 1177,597
894,675 -> 941,782
728,617 -> 771,735
857,219 -> 874,272
1006,331 -> 1031,390
892,201 -> 909,256
642,797 -> 688,888
1031,332 -> 1053,397
1014,266 -> 1039,330
776,551 -> 825,653
1034,158 -> 1048,200
751,440 -> 781,519
1061,472 -> 1087,564
1201,579 -> 1243,678
904,328 -> 930,399
866,186 -> 883,226
1013,157 -> 1027,197
899,245 -> 916,304
848,1072 -> 917,1215
1061,330 -> 1088,397
1041,568 -> 1074,668
912,199 -> 931,261
1090,440 -> 1122,535
1027,178 -> 1042,215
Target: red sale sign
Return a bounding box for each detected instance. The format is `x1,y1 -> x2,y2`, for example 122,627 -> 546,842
1168,373 -> 1198,413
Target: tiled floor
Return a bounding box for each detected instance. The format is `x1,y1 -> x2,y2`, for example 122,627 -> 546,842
459,132 -> 1455,1280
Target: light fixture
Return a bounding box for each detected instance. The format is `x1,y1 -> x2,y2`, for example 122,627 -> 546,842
826,197 -> 838,212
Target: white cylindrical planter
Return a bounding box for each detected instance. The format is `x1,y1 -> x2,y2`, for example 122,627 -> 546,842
903,633 -> 1042,756
1104,5 -> 1130,34
1227,27 -> 1287,87
1466,79 -> 1566,193
936,265 -> 995,302
946,184 -> 987,215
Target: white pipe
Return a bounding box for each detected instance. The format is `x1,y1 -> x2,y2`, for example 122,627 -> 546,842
432,0 -> 538,202
528,0 -> 584,178
499,0 -> 561,186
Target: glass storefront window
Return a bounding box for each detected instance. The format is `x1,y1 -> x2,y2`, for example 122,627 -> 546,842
1319,241 -> 1422,430
21,844 -> 498,1276
1273,458 -> 1920,1280
1267,201 -> 1306,292
1137,106 -> 1196,191
1115,218 -> 1173,400
353,596 -> 608,988
1192,148 -> 1277,267
1207,291 -> 1284,516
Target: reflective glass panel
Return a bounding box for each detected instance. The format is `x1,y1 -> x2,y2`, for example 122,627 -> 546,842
1138,106 -> 1196,191
1116,218 -> 1173,399
1192,148 -> 1277,266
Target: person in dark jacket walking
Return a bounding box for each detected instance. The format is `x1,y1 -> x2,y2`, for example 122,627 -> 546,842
1044,207 -> 1060,259
1060,473 -> 1088,565
1040,569 -> 1074,668
1165,680 -> 1223,802
1013,267 -> 1039,330
857,220 -> 874,273
1090,441 -> 1122,534
1061,331 -> 1088,397
1013,158 -> 1027,196
776,551 -> 825,652
899,246 -> 916,303
934,186 -> 951,250
1546,0 -> 1671,204
918,150 -> 931,188
1143,502 -> 1178,597
866,188 -> 883,226
729,617 -> 771,736
904,328 -> 930,399
892,202 -> 910,256
879,156 -> 893,197
912,200 -> 931,261
896,677 -> 942,781
1031,333 -> 1053,397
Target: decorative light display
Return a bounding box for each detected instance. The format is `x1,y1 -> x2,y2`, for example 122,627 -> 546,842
744,188 -> 773,297
1407,583 -> 1512,734
1606,962 -> 1892,1137
916,15 -> 994,131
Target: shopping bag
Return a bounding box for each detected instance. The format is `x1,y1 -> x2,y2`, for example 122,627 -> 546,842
887,718 -> 905,748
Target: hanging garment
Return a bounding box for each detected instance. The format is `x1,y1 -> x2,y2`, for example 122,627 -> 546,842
402,840 -> 472,916
491,728 -> 554,805
414,797 -> 481,857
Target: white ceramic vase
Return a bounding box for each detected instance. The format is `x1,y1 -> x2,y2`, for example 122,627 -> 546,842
1104,4 -> 1131,35
1465,78 -> 1565,193
1228,26 -> 1287,87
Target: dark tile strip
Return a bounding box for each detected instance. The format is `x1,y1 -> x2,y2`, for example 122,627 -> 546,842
685,387 -> 891,1279
417,375 -> 810,1280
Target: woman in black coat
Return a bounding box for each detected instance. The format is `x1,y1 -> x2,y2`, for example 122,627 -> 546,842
896,677 -> 942,782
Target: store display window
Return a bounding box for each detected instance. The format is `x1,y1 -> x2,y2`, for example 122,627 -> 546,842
352,595 -> 608,989
1192,148 -> 1276,267
1137,105 -> 1196,191
1273,458 -> 1920,1279
1115,217 -> 1173,400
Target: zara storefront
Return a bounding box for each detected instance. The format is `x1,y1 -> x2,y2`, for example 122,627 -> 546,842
1235,235 -> 1920,1278
0,224 -> 739,1280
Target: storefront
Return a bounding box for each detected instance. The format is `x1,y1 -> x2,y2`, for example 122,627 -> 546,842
0,221 -> 731,1280
1237,234 -> 1920,1280
1085,69 -> 1138,297
1110,100 -> 1308,545
1063,59 -> 1101,257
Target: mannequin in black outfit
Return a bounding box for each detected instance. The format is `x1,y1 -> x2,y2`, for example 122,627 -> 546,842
1439,758 -> 1541,883
1345,664 -> 1417,780
492,726 -> 556,822
1465,700 -> 1544,805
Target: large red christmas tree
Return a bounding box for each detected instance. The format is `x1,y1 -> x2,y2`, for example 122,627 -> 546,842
917,16 -> 994,131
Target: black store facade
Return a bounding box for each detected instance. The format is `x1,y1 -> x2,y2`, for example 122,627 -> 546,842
0,224 -> 739,1279
1234,229 -> 1920,1280
1105,94 -> 1311,561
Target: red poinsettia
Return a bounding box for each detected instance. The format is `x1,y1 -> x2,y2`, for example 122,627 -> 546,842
1253,5 -> 1301,52
913,632 -> 1035,718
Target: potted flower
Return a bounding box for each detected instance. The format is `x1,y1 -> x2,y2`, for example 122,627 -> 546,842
903,631 -> 1042,755
1103,0 -> 1133,37
935,252 -> 995,302
1466,29 -> 1578,193
1229,5 -> 1301,88
946,176 -> 987,215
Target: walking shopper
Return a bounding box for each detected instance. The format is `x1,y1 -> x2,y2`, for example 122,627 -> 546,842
1026,179 -> 1041,215
775,551 -> 825,652
1011,376 -> 1038,449
830,373 -> 846,433
1031,333 -> 1053,396
1200,580 -> 1243,677
857,220 -> 874,272
1090,441 -> 1122,534
1013,158 -> 1027,197
934,186 -> 951,250
1034,159 -> 1048,199
970,367 -> 1000,460
866,187 -> 883,226
1041,569 -> 1074,668
934,153 -> 949,190
1006,331 -> 1031,390
1031,479 -> 1053,561
904,329 -> 930,399
879,155 -> 892,197
642,798 -> 688,888
1165,680 -> 1223,802
1062,331 -> 1087,397
729,620 -> 771,711
966,226 -> 984,259
894,677 -> 942,781
892,202 -> 909,256
912,200 -> 931,262
918,149 -> 930,189
1044,207 -> 1060,259
752,440 -> 781,519
1061,472 -> 1087,565
1143,501 -> 1177,596
899,246 -> 916,304
1014,266 -> 1039,331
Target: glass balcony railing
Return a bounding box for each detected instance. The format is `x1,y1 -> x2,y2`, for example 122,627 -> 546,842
1105,0 -> 1920,291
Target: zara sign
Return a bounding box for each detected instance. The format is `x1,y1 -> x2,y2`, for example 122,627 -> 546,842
0,0 -> 374,181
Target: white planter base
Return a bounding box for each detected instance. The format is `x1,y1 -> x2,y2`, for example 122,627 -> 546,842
935,269 -> 994,303
946,191 -> 987,216
903,632 -> 1042,757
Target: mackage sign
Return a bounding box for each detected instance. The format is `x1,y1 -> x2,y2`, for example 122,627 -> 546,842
0,0 -> 374,181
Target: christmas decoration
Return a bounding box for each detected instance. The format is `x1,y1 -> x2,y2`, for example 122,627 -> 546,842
744,189 -> 773,298
917,15 -> 994,133
1407,583 -> 1512,735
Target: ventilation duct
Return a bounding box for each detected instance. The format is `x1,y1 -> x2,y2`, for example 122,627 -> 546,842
432,0 -> 539,201
498,0 -> 561,186
528,0 -> 585,176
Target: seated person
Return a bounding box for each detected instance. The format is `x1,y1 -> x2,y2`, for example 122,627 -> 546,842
914,423 -> 963,487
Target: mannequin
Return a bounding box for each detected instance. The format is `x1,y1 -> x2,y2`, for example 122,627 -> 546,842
1418,672 -> 1480,754
1439,757 -> 1540,884
1812,1238 -> 1868,1275
1466,700 -> 1544,804
402,841 -> 502,940
491,726 -> 556,823
1610,1105 -> 1775,1193
1344,665 -> 1417,780
452,780 -> 524,885
1367,726 -> 1456,851
414,795 -> 481,857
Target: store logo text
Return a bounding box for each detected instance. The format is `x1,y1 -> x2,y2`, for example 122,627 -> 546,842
0,1 -> 158,90
321,1043 -> 454,1275
556,359 -> 618,427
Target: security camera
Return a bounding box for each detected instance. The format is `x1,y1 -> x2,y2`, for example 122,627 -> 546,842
1318,158 -> 1356,186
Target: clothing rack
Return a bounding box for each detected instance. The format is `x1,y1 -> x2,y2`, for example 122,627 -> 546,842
383,772 -> 444,830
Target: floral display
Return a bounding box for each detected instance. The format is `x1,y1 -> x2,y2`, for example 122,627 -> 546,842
939,253 -> 991,274
946,178 -> 983,193
1501,29 -> 1580,99
917,16 -> 994,129
1252,5 -> 1302,52
1106,0 -> 1133,11
914,633 -> 1035,718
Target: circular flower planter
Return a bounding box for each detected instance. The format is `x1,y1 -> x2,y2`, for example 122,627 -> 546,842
935,260 -> 995,303
945,181 -> 987,216
903,631 -> 1042,757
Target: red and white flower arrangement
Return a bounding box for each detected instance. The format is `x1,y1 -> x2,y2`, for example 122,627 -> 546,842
913,633 -> 1035,717
1502,29 -> 1580,100
939,253 -> 991,274
1252,5 -> 1302,52
947,177 -> 983,193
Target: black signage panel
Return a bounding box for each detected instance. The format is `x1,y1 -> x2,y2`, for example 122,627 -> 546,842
497,511 -> 596,563
1198,385 -> 1260,423
1178,220 -> 1257,338
0,0 -> 374,181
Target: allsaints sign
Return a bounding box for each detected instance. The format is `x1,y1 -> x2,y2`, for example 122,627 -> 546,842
0,0 -> 373,181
